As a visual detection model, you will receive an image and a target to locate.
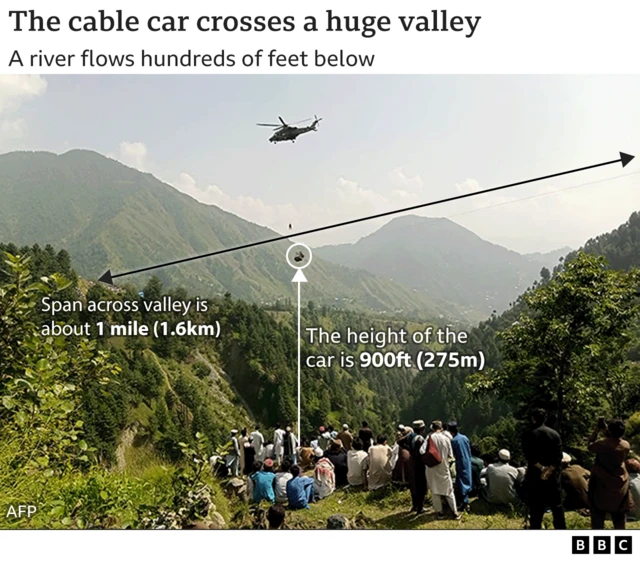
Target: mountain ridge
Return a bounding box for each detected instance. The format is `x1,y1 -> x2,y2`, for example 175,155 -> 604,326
0,149 -> 459,319
316,215 -> 561,316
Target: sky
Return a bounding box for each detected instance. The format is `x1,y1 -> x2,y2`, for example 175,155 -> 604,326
1,74 -> 640,253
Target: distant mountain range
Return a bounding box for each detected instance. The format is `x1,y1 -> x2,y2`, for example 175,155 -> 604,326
0,150 -> 458,318
316,215 -> 570,316
0,149 -> 572,321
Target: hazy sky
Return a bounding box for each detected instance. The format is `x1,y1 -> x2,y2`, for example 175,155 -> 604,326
2,74 -> 640,253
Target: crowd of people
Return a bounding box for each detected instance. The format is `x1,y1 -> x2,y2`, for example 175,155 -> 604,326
212,409 -> 640,530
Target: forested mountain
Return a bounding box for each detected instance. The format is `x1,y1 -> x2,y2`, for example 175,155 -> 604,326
526,246 -> 572,266
0,150 -> 456,319
0,242 -> 428,464
562,211 -> 640,271
316,215 -> 558,319
403,211 -> 640,455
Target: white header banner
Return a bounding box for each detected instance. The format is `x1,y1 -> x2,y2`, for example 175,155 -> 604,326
0,0 -> 639,74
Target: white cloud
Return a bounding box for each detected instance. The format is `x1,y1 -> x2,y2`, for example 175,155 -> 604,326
0,75 -> 47,115
0,75 -> 47,149
455,178 -> 481,194
390,168 -> 424,193
117,141 -> 149,171
0,117 -> 27,139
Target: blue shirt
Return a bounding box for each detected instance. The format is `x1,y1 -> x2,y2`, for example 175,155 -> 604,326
286,476 -> 314,509
251,471 -> 275,503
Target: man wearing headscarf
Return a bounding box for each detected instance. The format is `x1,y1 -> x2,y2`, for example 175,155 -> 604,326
449,421 -> 473,511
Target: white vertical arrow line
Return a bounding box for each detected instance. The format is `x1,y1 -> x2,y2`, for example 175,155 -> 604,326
292,268 -> 306,439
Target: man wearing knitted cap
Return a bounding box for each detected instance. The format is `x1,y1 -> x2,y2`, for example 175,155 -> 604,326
483,448 -> 519,506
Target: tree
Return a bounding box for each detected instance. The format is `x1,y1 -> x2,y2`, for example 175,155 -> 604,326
0,252 -> 120,485
467,252 -> 640,447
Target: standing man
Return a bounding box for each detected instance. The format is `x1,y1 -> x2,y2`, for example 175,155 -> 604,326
225,429 -> 241,477
274,423 -> 285,466
338,424 -> 353,451
409,420 -> 428,514
587,418 -> 631,529
358,421 -> 374,452
425,421 -> 461,520
318,426 -> 331,451
239,428 -> 247,475
449,421 -> 473,511
522,408 -> 566,529
251,424 -> 265,463
283,425 -> 298,464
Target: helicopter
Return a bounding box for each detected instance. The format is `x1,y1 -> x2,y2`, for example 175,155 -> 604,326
257,115 -> 322,144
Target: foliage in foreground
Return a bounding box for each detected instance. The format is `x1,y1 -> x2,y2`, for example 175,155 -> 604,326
468,252 -> 640,450
0,253 -> 229,529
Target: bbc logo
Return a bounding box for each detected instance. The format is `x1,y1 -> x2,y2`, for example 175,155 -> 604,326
572,536 -> 633,555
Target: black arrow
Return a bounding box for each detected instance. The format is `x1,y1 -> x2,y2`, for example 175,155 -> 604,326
98,151 -> 635,285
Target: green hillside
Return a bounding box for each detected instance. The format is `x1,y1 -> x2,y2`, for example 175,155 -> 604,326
317,215 -> 559,318
0,150 -> 455,319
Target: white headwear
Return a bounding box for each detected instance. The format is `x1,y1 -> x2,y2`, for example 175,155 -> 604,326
342,424 -> 349,430
562,452 -> 572,464
498,449 -> 511,461
230,429 -> 238,434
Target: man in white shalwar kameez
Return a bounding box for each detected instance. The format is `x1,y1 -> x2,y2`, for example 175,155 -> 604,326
274,424 -> 285,465
422,421 -> 461,520
250,425 -> 265,463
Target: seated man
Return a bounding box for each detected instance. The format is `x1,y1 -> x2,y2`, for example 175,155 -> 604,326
483,449 -> 519,506
323,439 -> 349,487
267,505 -> 286,529
470,444 -> 485,497
251,459 -> 276,504
286,465 -> 315,510
560,452 -> 590,511
274,459 -> 293,504
626,458 -> 640,521
364,434 -> 393,491
314,456 -> 336,499
347,438 -> 368,487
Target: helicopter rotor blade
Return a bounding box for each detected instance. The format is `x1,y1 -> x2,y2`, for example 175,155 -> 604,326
278,116 -> 287,126
289,117 -> 313,125
257,123 -> 281,127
